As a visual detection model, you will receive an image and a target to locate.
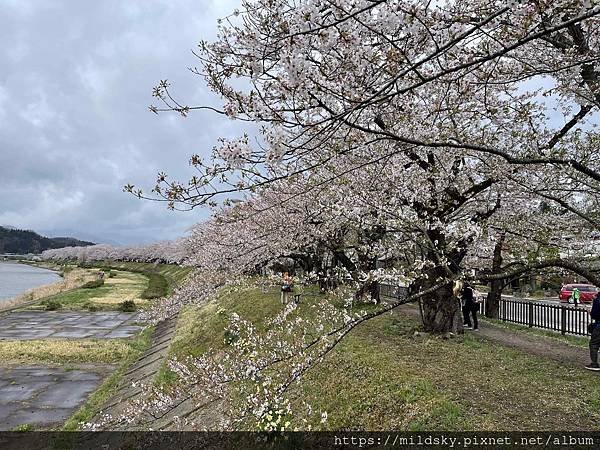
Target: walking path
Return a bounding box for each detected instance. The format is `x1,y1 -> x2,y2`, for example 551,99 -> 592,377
474,318 -> 588,367
396,304 -> 589,368
0,364 -> 112,430
0,311 -> 141,340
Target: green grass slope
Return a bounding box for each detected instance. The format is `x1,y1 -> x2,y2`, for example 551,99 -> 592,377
161,283 -> 600,431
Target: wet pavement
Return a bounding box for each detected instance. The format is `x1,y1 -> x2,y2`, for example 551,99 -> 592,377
0,365 -> 112,429
0,310 -> 145,429
0,311 -> 142,340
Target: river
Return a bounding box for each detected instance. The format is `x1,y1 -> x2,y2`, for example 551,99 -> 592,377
0,261 -> 61,303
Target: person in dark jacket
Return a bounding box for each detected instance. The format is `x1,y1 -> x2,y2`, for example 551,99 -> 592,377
587,291 -> 600,371
461,283 -> 479,331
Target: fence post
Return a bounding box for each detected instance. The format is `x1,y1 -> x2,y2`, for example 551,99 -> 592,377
560,305 -> 567,335
528,302 -> 534,328
502,299 -> 506,322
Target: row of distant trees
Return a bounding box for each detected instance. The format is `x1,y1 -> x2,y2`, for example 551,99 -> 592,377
41,239 -> 188,265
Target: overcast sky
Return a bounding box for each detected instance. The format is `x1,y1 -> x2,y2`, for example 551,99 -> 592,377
0,0 -> 243,244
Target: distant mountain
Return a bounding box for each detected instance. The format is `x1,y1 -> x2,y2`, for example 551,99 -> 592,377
38,228 -> 122,246
0,226 -> 94,254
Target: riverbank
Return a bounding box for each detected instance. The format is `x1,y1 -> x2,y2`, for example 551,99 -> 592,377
0,266 -> 98,312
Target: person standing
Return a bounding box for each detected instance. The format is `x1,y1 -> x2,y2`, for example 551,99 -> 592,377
586,290 -> 600,371
570,287 -> 581,306
280,272 -> 293,305
462,282 -> 479,331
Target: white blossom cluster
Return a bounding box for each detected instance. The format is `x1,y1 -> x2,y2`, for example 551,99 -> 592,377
41,239 -> 189,265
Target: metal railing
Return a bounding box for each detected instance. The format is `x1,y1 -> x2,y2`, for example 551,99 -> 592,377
379,283 -> 407,300
380,282 -> 593,336
481,296 -> 592,336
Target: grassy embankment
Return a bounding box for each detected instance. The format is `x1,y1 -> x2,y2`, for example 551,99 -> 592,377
25,261 -> 193,310
88,262 -> 193,297
19,261 -> 192,312
158,283 -> 600,431
22,269 -> 148,312
59,262 -> 192,430
68,262 -> 192,308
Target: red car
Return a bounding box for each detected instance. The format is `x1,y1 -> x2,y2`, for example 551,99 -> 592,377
559,284 -> 599,303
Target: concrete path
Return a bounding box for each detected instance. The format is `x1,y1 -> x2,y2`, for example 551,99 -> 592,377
0,311 -> 141,340
94,315 -> 227,431
0,310 -> 145,429
0,364 -> 112,429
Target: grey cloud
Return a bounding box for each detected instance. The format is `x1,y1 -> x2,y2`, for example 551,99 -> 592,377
0,0 -> 241,244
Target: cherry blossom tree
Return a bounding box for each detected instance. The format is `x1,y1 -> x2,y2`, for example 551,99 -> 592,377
41,239 -> 189,265
105,0 -> 600,429
126,0 -> 600,330
133,0 -> 600,205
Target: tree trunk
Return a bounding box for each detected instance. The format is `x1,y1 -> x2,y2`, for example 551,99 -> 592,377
354,279 -> 380,304
485,232 -> 505,319
419,280 -> 462,333
486,279 -> 503,319
409,229 -> 466,333
410,265 -> 462,333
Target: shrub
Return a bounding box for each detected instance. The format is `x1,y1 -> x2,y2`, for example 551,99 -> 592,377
42,299 -> 62,311
530,290 -> 548,298
82,279 -> 104,289
224,329 -> 239,345
12,423 -> 33,432
85,302 -> 100,312
120,300 -> 136,312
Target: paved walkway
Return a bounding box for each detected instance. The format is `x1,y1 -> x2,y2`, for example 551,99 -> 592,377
0,311 -> 141,340
0,364 -> 112,429
0,310 -> 145,430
